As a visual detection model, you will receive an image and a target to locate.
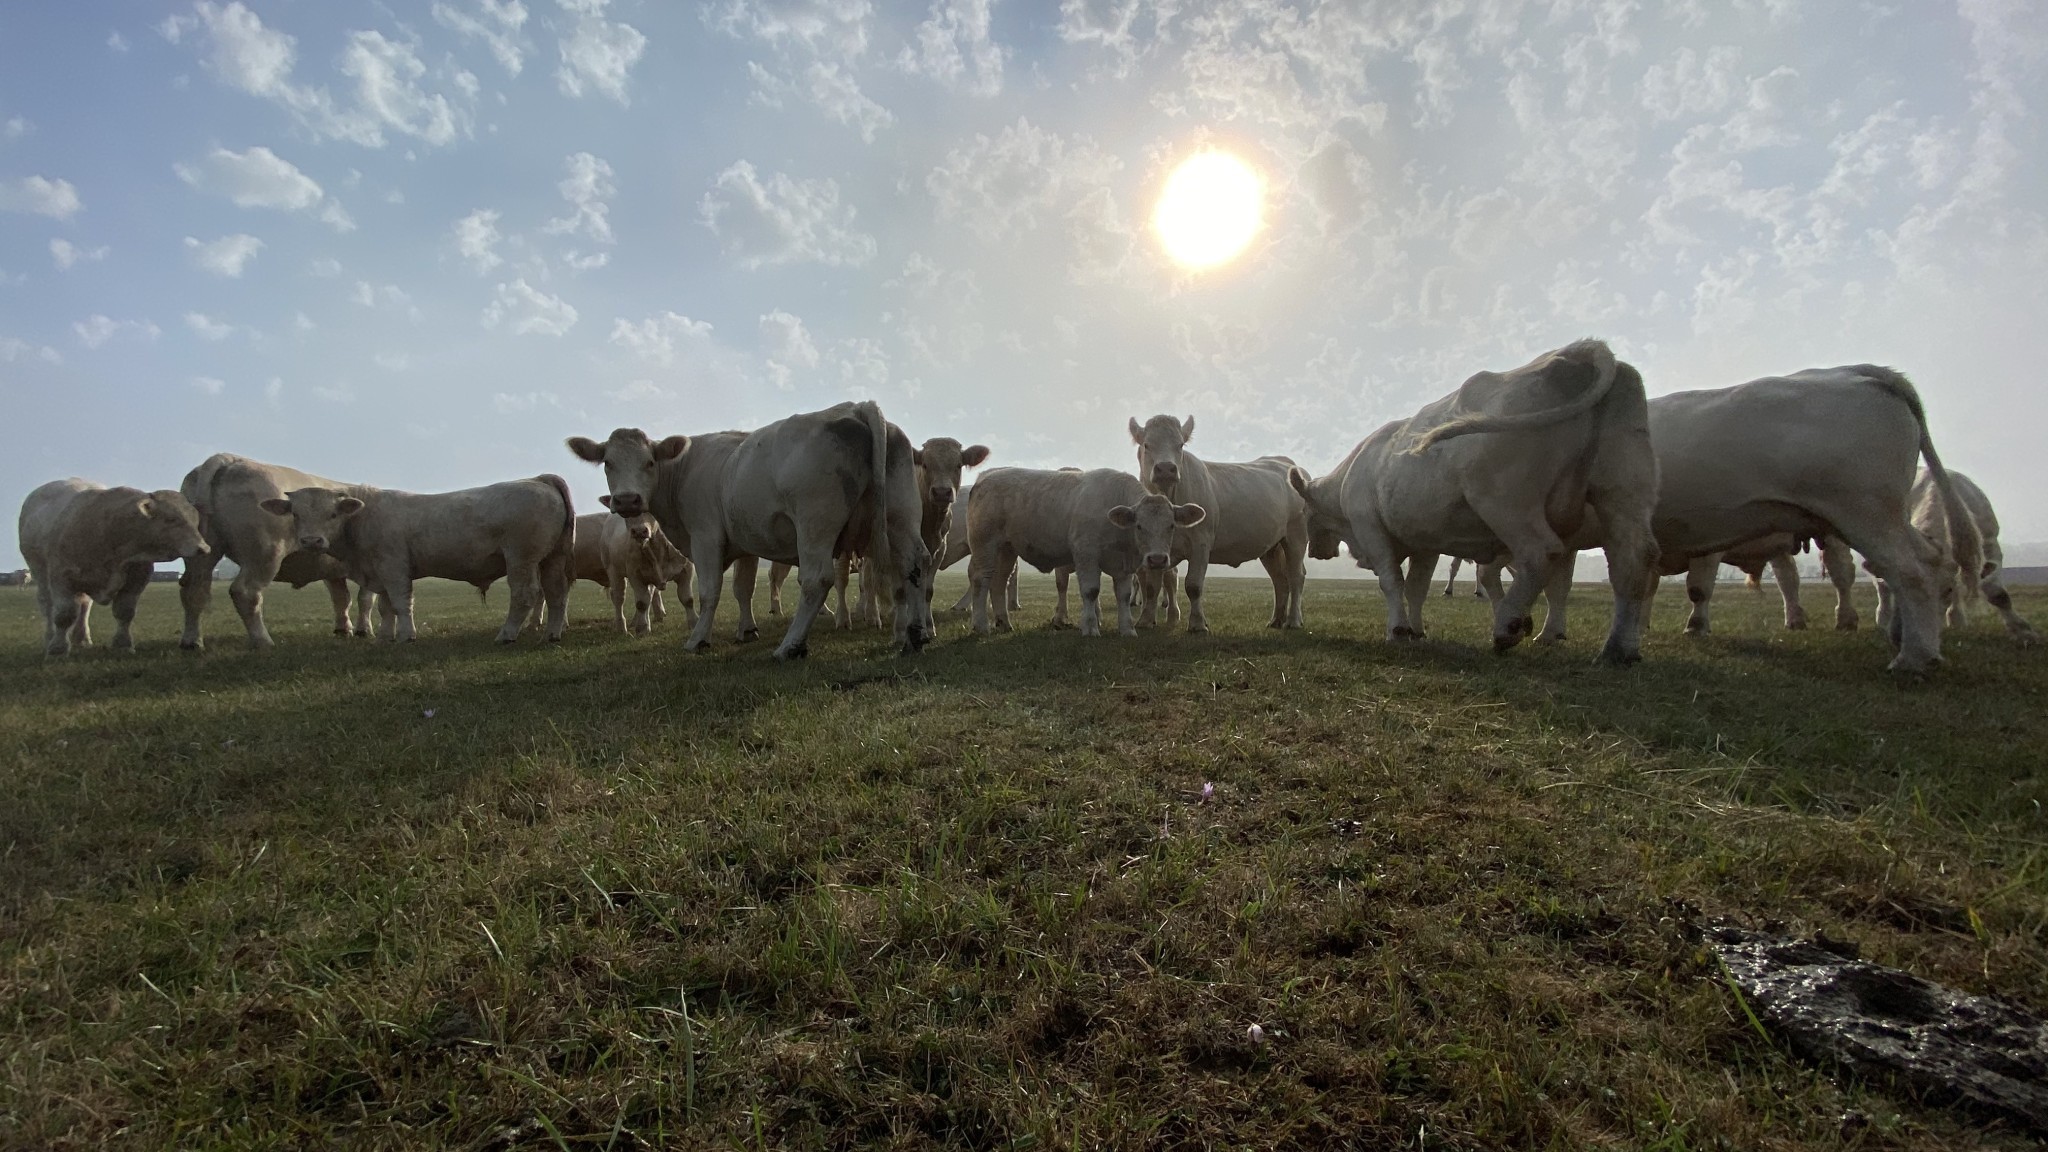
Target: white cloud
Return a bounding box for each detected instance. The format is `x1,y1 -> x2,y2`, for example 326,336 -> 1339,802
606,379 -> 669,402
293,311 -> 315,332
543,152 -> 615,268
351,281 -> 419,319
452,208 -> 504,272
265,376 -> 284,403
899,0 -> 1004,97
3,115 -> 28,138
185,312 -> 235,341
72,315 -> 162,349
610,311 -> 712,365
759,308 -> 818,390
434,0 -> 529,75
309,257 -> 343,277
924,117 -> 1131,278
718,0 -> 888,137
700,160 -> 876,268
51,239 -> 110,270
163,2 -> 475,147
313,383 -> 356,403
555,0 -> 647,104
373,351 -> 412,371
492,390 -> 558,413
1,336 -> 64,365
481,278 -> 578,335
191,375 -> 227,395
184,233 -> 264,277
175,146 -> 352,229
749,60 -> 893,141
0,176 -> 82,219
108,31 -> 130,52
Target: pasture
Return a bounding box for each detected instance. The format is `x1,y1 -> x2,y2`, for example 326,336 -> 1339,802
3,575 -> 2046,1150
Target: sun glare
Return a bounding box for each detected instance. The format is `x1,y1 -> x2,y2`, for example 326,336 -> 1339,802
1152,150 -> 1263,269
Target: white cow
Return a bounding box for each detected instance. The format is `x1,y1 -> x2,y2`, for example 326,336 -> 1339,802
567,401 -> 931,659
178,454 -> 376,649
965,467 -> 1205,637
19,479 -> 209,655
260,476 -> 575,642
1491,365 -> 1983,672
1876,468 -> 2036,644
1128,416 -> 1309,633
565,510 -> 694,634
770,435 -> 989,628
1289,339 -> 1659,664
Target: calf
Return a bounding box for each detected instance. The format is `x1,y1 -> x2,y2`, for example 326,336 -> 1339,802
1877,467 -> 2037,644
178,454 -> 375,648
261,476 -> 574,642
18,479 -> 209,655
965,467 -> 1205,637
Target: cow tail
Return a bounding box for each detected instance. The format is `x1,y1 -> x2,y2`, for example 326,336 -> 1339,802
538,473 -> 577,564
1408,338 -> 1618,453
1857,366 -> 1984,603
856,400 -> 893,585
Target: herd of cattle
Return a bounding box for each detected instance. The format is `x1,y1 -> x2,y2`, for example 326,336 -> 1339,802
14,339 -> 2038,674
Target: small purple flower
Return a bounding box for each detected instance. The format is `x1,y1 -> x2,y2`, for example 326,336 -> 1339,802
1246,1023 -> 1266,1044
1201,782 -> 1215,802
423,709 -> 436,719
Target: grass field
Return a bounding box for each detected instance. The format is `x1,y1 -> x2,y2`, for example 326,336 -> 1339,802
3,572 -> 2046,1150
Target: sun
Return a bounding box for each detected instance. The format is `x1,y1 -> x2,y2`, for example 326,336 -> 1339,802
1152,150 -> 1264,269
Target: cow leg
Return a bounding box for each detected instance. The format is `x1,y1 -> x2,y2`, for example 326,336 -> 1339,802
1822,536 -> 1859,630
108,563 -> 151,652
1476,561 -> 1506,605
1053,566 -> 1073,627
650,585 -> 667,624
859,558 -> 883,629
1401,553 -> 1437,639
1284,526 -> 1308,628
1442,557 -> 1461,597
608,572 -> 631,633
1848,520 -> 1946,673
322,577 -> 353,636
1007,568 -> 1022,611
1771,554 -> 1808,630
1135,565 -> 1160,627
768,561 -> 789,616
497,562 -> 542,643
1683,555 -> 1719,635
354,584 -> 376,636
226,548 -> 285,649
1076,563 -> 1108,637
1484,530 -> 1565,653
178,549 -> 222,650
1982,577 -> 2041,644
1535,551 -> 1575,643
1162,567 -> 1181,625
1182,545 -> 1212,634
34,576 -> 56,653
683,547 -> 725,652
629,575 -> 655,636
1259,544 -> 1291,628
949,585 -> 974,614
833,554 -> 853,629
1112,570 -> 1137,636
730,555 -> 761,642
48,585 -> 91,656
968,550 -> 1000,635
774,554 -> 838,661
386,571 -> 421,642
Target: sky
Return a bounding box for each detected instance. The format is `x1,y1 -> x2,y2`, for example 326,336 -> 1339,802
3,0 -> 2046,570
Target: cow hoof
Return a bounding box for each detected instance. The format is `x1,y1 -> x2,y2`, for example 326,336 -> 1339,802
1785,620 -> 1808,631
1492,629 -> 1526,653
1836,621 -> 1858,632
2014,630 -> 2042,648
774,643 -> 809,661
1187,624 -> 1210,636
179,639 -> 202,652
1886,655 -> 1939,676
333,627 -> 350,637
1595,647 -> 1641,667
737,628 -> 761,643
1683,620 -> 1708,635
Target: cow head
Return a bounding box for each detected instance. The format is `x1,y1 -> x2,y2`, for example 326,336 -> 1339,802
1130,414 -> 1195,497
912,437 -> 990,511
567,428 -> 689,519
1288,466 -> 1344,560
601,498 -> 658,543
133,490 -> 210,562
1108,495 -> 1205,571
259,487 -> 364,554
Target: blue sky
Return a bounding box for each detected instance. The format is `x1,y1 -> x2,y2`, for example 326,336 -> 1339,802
3,0 -> 2046,568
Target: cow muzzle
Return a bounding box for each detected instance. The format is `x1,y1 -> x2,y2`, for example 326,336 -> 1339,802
1145,552 -> 1171,570
609,493 -> 646,517
929,486 -> 955,506
1150,463 -> 1178,486
630,524 -> 653,542
299,536 -> 329,552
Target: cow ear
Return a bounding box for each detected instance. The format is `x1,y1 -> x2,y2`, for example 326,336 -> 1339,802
598,493 -> 613,508
259,497 -> 294,517
1107,505 -> 1138,529
136,498 -> 156,518
1181,415 -> 1196,441
961,444 -> 990,467
1173,502 -> 1207,527
654,434 -> 690,461
336,497 -> 365,516
566,436 -> 607,463
913,447 -> 925,467
1288,467 -> 1313,499
1127,417 -> 1144,444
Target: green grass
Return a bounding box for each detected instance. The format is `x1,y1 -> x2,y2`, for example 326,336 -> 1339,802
3,574 -> 2046,1150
